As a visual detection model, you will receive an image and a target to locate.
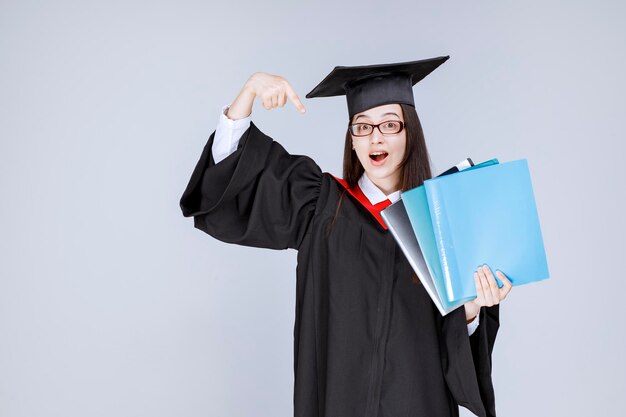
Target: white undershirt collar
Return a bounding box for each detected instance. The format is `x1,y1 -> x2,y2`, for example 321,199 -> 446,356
358,173 -> 401,205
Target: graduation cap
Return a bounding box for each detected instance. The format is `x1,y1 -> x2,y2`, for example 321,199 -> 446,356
306,55 -> 449,118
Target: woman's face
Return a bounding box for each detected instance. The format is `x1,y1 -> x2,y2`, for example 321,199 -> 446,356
350,103 -> 406,194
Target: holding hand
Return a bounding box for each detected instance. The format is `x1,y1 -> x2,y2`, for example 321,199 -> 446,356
464,265 -> 513,323
227,72 -> 306,120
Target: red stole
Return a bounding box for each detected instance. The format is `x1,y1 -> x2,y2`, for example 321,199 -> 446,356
331,175 -> 392,230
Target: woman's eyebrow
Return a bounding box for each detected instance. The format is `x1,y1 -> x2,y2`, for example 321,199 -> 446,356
354,112 -> 400,121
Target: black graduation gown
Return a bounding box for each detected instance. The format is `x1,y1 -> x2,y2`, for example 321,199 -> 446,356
180,122 -> 500,417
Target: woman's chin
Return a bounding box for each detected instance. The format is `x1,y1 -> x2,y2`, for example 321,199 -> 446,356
365,163 -> 395,178
365,169 -> 388,179
364,163 -> 402,184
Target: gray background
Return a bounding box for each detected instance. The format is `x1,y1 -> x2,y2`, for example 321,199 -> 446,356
1,0 -> 624,416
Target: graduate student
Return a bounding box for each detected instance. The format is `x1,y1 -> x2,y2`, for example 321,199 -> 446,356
180,56 -> 513,417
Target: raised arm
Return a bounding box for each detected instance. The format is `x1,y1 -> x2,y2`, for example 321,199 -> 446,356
180,73 -> 321,251
212,72 -> 306,164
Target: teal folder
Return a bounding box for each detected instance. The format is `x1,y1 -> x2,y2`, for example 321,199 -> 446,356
401,159 -> 549,304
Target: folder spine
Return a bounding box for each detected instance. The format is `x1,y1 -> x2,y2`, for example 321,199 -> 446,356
424,181 -> 461,303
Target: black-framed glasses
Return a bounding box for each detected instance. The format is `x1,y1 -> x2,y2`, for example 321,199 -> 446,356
348,120 -> 405,137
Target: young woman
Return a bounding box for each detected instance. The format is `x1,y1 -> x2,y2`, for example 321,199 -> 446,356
180,57 -> 512,417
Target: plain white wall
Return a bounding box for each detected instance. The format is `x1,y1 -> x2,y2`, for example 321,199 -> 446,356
1,0 -> 624,416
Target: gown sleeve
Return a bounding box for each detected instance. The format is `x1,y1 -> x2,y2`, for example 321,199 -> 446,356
439,304 -> 500,417
179,122 -> 323,250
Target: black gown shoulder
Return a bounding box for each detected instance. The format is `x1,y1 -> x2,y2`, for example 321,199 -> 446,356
180,122 -> 500,417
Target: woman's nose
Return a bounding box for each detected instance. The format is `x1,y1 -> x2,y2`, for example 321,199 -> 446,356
370,130 -> 384,144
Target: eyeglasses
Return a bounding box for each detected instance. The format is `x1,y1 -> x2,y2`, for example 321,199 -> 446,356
348,120 -> 405,137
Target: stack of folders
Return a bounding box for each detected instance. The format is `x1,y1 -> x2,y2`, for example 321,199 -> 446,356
380,158 -> 550,316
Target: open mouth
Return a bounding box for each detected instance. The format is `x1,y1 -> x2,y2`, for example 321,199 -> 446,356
369,151 -> 389,162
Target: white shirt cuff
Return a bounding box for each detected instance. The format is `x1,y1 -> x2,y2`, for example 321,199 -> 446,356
467,310 -> 480,336
212,104 -> 252,164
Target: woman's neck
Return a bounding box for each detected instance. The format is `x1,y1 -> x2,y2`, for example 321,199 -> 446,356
366,173 -> 399,196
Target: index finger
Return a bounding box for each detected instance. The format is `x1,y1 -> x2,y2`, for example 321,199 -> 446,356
285,84 -> 306,113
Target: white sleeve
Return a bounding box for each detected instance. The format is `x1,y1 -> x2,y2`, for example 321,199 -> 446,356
211,104 -> 252,164
467,311 -> 480,336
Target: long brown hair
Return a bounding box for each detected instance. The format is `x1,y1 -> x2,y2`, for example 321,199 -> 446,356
342,103 -> 432,191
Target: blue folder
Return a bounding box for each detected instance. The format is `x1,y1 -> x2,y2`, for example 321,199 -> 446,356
401,159 -> 549,304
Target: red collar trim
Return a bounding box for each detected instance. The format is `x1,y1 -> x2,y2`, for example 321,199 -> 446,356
331,175 -> 392,230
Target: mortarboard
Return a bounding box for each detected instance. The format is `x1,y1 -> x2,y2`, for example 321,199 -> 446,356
306,55 -> 450,118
